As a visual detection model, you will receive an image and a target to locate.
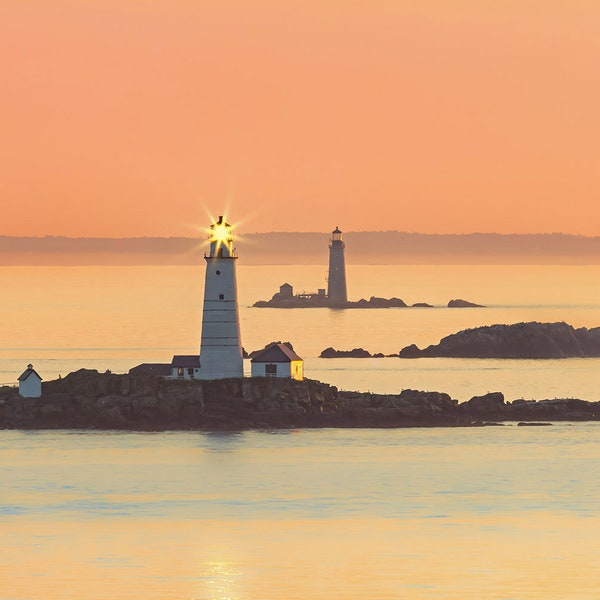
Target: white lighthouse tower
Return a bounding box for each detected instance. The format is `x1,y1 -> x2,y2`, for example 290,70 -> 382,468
198,216 -> 244,379
327,226 -> 348,306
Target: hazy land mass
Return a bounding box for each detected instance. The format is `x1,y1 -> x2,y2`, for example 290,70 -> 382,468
2,232 -> 600,265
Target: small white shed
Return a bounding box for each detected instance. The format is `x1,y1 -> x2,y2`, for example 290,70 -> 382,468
18,364 -> 42,398
251,343 -> 304,381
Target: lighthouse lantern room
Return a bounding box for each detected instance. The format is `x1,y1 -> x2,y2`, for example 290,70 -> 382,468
198,216 -> 244,379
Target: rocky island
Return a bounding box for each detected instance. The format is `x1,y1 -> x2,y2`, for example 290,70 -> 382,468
253,289 -> 409,309
319,322 -> 600,360
252,282 -> 450,309
1,368 -> 599,430
399,321 -> 600,358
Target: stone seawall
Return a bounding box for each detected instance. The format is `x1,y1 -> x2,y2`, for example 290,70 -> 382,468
1,369 -> 599,430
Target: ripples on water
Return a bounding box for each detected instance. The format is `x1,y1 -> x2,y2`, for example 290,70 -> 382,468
2,427 -> 600,599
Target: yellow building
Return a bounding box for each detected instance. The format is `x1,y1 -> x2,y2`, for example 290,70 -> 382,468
250,343 -> 304,381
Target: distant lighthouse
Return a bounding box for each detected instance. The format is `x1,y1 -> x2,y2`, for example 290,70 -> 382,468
198,216 -> 244,379
327,226 -> 348,306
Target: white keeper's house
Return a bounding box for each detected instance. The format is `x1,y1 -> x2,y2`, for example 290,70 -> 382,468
250,343 -> 304,381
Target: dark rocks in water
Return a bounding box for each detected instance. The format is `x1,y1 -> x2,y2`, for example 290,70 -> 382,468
253,292 -> 408,309
320,347 -> 372,358
0,370 -> 338,431
459,394 -> 600,422
398,344 -> 421,358
399,321 -> 600,359
359,296 -> 407,308
1,369 -> 599,430
320,347 -> 398,358
461,392 -> 505,416
0,370 -> 468,429
448,298 -> 485,308
517,422 -> 553,426
412,302 -> 433,308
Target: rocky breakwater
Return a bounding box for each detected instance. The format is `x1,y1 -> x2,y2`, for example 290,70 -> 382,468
1,369 -> 599,430
400,321 -> 600,359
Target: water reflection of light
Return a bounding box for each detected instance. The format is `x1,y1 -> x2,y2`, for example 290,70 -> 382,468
202,560 -> 242,600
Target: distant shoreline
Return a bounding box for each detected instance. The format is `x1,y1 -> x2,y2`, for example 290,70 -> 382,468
2,232 -> 600,265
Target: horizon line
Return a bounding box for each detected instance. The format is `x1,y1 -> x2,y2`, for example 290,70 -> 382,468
1,231 -> 600,240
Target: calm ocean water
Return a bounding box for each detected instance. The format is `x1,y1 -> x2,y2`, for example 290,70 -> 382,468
2,426 -> 600,599
1,264 -> 600,598
0,264 -> 599,400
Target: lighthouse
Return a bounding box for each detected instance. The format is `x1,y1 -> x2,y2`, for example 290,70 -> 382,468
198,216 -> 244,379
327,226 -> 348,306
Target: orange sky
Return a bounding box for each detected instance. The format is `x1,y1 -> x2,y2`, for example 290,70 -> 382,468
1,1 -> 599,237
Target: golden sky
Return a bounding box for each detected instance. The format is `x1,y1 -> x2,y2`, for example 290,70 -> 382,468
1,1 -> 599,236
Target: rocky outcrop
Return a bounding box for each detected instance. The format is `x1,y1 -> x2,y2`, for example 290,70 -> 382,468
320,347 -> 398,358
0,369 -> 338,430
1,369 -> 599,430
399,321 -> 600,358
448,298 -> 485,308
254,295 -> 408,309
255,292 -> 482,309
253,293 -> 328,308
460,392 -> 506,418
321,347 -> 372,358
352,297 -> 407,308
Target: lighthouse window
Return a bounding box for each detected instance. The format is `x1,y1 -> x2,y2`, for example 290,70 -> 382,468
216,270 -> 221,275
219,294 -> 224,300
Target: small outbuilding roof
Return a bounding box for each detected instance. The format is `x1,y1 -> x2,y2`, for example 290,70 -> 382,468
250,343 -> 303,363
129,363 -> 172,377
18,364 -> 42,382
171,355 -> 201,368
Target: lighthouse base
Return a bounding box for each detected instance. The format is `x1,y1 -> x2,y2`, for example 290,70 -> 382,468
197,347 -> 244,380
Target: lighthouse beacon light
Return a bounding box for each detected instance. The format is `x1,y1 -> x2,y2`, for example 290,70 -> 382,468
207,215 -> 236,257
